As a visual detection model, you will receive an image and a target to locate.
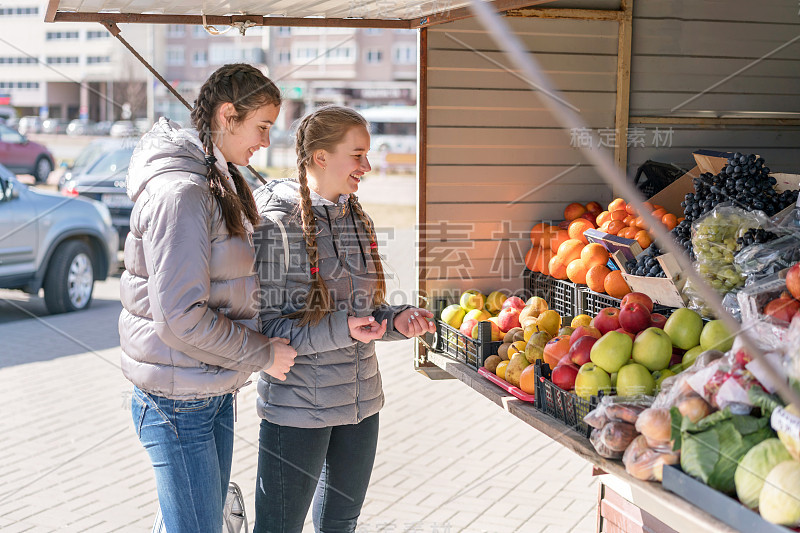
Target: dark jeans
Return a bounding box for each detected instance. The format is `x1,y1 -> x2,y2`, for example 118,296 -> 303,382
253,413 -> 380,533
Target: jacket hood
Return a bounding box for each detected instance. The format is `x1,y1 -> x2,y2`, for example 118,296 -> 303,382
259,178 -> 350,210
126,117 -> 230,201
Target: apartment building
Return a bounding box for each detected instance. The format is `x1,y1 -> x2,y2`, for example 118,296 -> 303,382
0,4 -> 151,120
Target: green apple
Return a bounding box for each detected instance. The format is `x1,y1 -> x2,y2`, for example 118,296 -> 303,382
558,326 -> 575,337
682,345 -> 704,369
663,308 -> 703,350
669,363 -> 684,374
441,304 -> 466,329
616,363 -> 656,397
652,368 -> 675,393
632,327 -> 673,371
485,291 -> 508,314
590,331 -> 633,374
700,320 -> 734,352
460,290 -> 486,311
464,308 -> 490,323
575,363 -> 612,400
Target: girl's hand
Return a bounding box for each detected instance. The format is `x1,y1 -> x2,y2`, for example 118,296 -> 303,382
265,338 -> 297,381
348,315 -> 387,343
395,308 -> 436,339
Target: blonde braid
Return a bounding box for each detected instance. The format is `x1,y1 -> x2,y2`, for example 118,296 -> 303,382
349,195 -> 386,306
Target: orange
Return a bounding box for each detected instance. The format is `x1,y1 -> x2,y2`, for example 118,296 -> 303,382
539,225 -> 556,248
538,249 -> 553,276
610,209 -> 628,221
595,210 -> 612,227
651,208 -> 667,222
604,270 -> 631,299
530,223 -> 547,245
608,198 -> 626,212
525,246 -> 541,272
643,201 -> 654,212
549,229 -> 570,254
623,215 -> 636,227
662,213 -> 678,230
568,219 -> 595,245
548,254 -> 569,280
606,220 -> 625,236
652,204 -> 664,211
586,265 -> 612,293
566,258 -> 589,284
633,215 -> 646,229
519,365 -> 537,395
581,243 -> 610,269
635,230 -> 653,249
564,202 -> 587,221
599,221 -> 611,233
625,203 -> 638,216
557,239 -> 585,264
619,227 -> 637,239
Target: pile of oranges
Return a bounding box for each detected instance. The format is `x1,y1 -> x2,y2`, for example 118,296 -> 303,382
594,198 -> 684,250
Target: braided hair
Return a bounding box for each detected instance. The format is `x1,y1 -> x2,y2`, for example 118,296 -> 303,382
291,105 -> 386,326
190,63 -> 281,238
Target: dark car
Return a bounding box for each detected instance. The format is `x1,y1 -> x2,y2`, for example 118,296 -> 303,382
0,123 -> 54,183
58,138 -> 128,191
62,145 -> 135,248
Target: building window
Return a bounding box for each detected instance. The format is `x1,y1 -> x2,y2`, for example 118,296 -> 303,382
46,31 -> 79,40
87,56 -> 110,64
277,26 -> 291,36
0,6 -> 39,15
293,47 -> 319,62
46,56 -> 79,64
365,49 -> 383,64
277,49 -> 291,64
324,46 -> 355,64
393,44 -> 416,64
0,57 -> 37,64
192,50 -> 208,67
166,46 -> 185,66
193,25 -> 207,38
0,81 -> 40,89
364,28 -> 382,36
86,30 -> 109,40
167,24 -> 185,38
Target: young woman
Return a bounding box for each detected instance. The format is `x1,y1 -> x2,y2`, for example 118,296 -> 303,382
252,105 -> 435,532
118,63 -> 298,533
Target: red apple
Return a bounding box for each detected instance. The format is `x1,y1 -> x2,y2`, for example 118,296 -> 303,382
593,307 -> 621,335
497,308 -> 521,332
569,335 -> 597,366
650,313 -> 667,329
619,302 -> 652,333
621,292 -> 654,313
764,295 -> 800,323
585,201 -> 603,216
459,318 -> 478,338
615,328 -> 636,342
787,263 -> 800,301
552,363 -> 579,391
569,325 -> 601,346
580,212 -> 598,225
501,296 -> 525,311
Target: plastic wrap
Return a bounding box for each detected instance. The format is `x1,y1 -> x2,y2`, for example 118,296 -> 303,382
584,395 -> 653,429
735,232 -> 800,283
737,276 -> 795,352
622,434 -> 681,482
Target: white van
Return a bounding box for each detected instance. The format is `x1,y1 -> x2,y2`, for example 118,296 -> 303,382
360,106 -> 417,154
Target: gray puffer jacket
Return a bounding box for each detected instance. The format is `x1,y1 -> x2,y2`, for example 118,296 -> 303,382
253,179 -> 411,428
118,117 -> 274,400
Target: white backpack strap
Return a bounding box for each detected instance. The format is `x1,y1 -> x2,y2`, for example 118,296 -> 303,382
262,213 -> 289,274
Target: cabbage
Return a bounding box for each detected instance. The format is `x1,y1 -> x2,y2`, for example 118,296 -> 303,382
734,438 -> 792,508
759,460 -> 800,526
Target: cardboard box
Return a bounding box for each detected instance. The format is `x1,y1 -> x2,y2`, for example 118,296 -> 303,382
612,251 -> 686,308
583,228 -> 643,263
647,150 -> 730,216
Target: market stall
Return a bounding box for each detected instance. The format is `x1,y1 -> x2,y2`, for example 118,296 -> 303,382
46,0 -> 800,530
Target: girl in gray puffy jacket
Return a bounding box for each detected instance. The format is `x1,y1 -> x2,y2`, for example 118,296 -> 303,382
252,106 -> 435,532
120,64 -> 297,533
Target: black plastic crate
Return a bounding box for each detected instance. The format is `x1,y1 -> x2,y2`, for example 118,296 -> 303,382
432,300 -> 501,371
533,360 -> 597,438
578,287 -> 675,318
523,270 -> 580,317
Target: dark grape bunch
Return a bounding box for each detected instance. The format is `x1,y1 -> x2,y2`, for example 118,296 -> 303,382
736,228 -> 778,248
625,243 -> 667,278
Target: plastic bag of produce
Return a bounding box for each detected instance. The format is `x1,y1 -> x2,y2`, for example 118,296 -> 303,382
622,434 -> 680,482
736,232 -> 800,283
584,395 -> 652,429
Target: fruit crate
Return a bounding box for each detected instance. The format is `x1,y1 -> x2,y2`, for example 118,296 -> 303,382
533,361 -> 597,438
578,287 -> 674,318
432,300 -> 502,371
523,270 -> 580,317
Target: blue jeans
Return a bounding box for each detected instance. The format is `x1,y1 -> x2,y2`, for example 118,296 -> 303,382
253,413 -> 380,533
131,386 -> 234,533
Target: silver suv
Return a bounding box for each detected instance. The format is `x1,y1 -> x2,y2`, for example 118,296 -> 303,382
0,163 -> 118,313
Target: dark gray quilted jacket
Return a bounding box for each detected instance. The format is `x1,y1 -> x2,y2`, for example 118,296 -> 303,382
253,178 -> 411,428
118,118 -> 274,400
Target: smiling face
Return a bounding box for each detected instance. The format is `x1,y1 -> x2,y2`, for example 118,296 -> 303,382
310,125 -> 372,202
215,102 -> 281,166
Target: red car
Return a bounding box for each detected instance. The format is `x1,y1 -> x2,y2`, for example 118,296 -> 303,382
0,123 -> 55,183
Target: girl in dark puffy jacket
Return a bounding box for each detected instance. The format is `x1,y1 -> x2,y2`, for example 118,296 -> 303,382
120,64 -> 298,533
252,105 -> 435,532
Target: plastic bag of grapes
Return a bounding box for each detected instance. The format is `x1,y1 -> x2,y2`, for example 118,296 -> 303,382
735,232 -> 800,284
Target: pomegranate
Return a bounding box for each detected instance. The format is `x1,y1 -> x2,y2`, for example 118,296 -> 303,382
787,263 -> 800,301
763,294 -> 800,323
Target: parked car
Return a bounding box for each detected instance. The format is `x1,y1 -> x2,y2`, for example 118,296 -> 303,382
0,124 -> 55,183
93,121 -> 113,136
17,116 -> 43,135
0,162 -> 118,313
61,145 -> 135,248
58,138 -> 129,191
109,120 -> 137,138
42,118 -> 69,134
66,119 -> 95,136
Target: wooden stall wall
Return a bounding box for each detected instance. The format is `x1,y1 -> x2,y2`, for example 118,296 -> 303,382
626,0 -> 800,175
422,16 -> 617,299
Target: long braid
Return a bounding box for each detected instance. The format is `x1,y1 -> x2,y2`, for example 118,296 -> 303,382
349,194 -> 386,306
290,123 -> 332,326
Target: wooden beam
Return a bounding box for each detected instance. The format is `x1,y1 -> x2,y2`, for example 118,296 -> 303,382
506,7 -> 624,21
51,12 -> 412,28
412,0 -> 558,29
613,0 -> 633,175
44,0 -> 60,22
630,116 -> 800,127
418,26 -> 429,325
